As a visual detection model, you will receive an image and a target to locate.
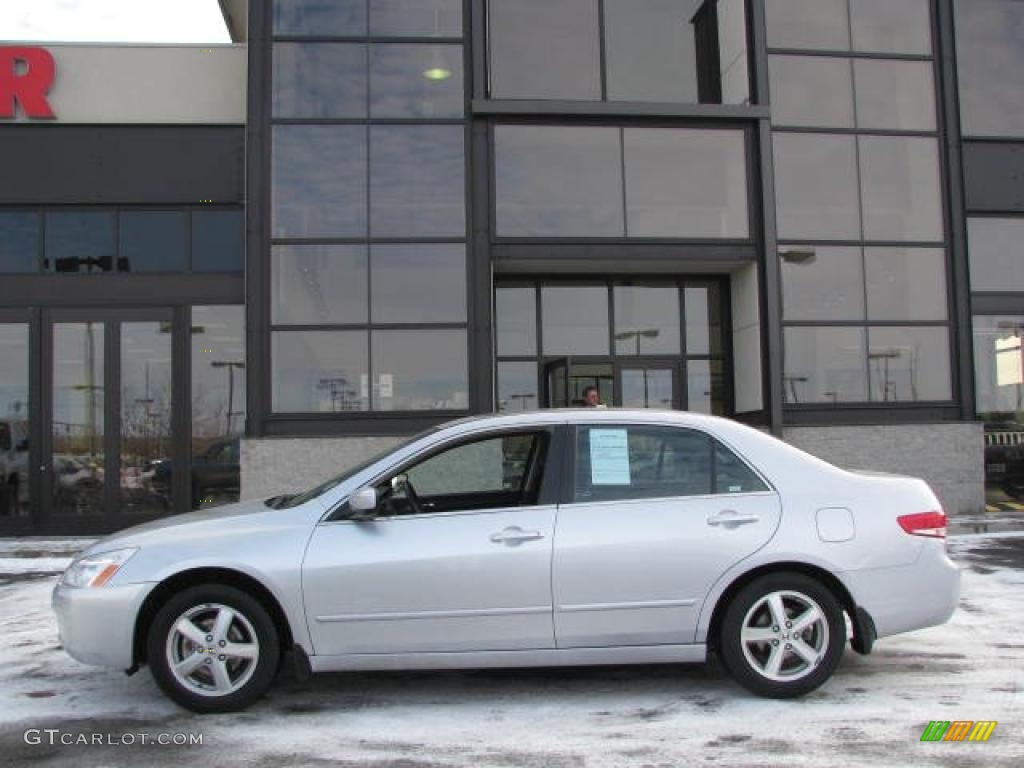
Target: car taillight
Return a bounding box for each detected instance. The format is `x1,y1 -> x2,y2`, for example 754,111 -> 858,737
897,511 -> 947,538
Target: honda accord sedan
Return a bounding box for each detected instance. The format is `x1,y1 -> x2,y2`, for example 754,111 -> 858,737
52,410 -> 960,712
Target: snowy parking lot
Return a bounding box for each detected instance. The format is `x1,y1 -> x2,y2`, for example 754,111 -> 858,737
0,533 -> 1021,768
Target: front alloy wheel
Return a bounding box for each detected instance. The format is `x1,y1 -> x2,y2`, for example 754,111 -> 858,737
720,573 -> 845,698
148,584 -> 280,712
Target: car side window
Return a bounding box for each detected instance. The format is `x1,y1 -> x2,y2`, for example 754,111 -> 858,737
714,440 -> 768,494
375,431 -> 548,516
573,426 -> 768,503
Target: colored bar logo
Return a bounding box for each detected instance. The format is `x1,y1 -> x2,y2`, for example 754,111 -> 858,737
920,721 -> 997,742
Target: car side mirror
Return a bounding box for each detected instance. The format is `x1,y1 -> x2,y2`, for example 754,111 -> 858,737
391,474 -> 408,494
347,487 -> 378,520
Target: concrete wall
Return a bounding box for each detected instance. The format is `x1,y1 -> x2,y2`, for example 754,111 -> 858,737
243,422 -> 985,515
240,436 -> 403,501
783,423 -> 985,516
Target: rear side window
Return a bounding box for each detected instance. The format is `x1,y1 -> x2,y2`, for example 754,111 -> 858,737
573,425 -> 767,502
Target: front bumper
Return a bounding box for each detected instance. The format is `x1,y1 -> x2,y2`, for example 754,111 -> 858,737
52,581 -> 153,670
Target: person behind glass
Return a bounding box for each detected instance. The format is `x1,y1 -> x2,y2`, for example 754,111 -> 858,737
582,385 -> 604,408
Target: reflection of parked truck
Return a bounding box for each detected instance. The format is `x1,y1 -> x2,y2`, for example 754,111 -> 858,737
0,419 -> 29,515
151,438 -> 240,508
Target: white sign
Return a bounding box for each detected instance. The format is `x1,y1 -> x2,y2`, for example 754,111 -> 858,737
589,428 -> 631,486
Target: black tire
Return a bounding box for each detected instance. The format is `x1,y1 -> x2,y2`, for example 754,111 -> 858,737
719,572 -> 845,698
147,584 -> 280,713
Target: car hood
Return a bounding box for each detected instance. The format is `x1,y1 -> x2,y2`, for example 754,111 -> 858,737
80,497 -> 316,557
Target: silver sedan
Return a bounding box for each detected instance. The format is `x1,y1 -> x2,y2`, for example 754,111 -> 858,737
53,410 -> 960,712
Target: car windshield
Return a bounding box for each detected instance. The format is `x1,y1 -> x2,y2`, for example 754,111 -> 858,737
266,427 -> 438,509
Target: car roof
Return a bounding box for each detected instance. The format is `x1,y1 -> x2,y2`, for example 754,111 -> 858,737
440,408 -> 740,433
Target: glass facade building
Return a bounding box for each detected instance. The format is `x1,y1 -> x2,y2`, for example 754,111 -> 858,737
3,0 -> 1024,532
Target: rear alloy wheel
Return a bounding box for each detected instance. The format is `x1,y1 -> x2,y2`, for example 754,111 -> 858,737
719,573 -> 845,698
147,584 -> 280,712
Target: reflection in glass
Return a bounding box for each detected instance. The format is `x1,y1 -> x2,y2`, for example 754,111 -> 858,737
488,0 -> 601,100
614,286 -> 680,355
494,125 -> 624,237
621,368 -> 674,409
967,217 -> 1024,292
784,326 -> 867,404
768,55 -> 854,128
370,125 -> 465,236
955,0 -> 1024,137
0,212 -> 39,273
773,133 -> 860,240
272,245 -> 368,325
685,284 -> 722,355
541,286 -> 609,356
623,128 -> 749,238
858,136 -> 943,242
973,315 -> 1024,504
0,324 -> 30,517
495,287 -> 536,356
192,211 -> 244,272
273,43 -> 366,118
604,0 -> 697,103
853,59 -> 935,131
868,327 -> 950,402
272,331 -> 369,413
864,247 -> 947,322
764,0 -> 850,51
272,125 -> 367,238
497,361 -> 538,413
850,0 -> 932,54
371,243 -> 466,323
120,323 -> 172,516
273,0 -> 366,35
45,212 -> 116,273
371,330 -> 468,410
118,211 -> 187,273
370,44 -> 463,118
781,245 -> 865,321
687,359 -> 726,415
190,307 -> 245,509
370,0 -> 463,37
52,323 -> 105,515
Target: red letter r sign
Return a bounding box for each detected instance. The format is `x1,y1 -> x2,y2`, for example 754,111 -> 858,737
0,46 -> 56,119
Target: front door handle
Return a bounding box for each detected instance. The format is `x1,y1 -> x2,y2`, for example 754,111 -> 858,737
707,510 -> 760,527
490,526 -> 545,545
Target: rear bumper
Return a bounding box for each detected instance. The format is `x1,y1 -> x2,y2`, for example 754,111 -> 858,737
840,543 -> 960,639
52,581 -> 153,670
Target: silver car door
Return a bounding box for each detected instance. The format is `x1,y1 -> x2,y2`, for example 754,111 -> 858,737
303,428 -> 558,656
552,424 -> 781,648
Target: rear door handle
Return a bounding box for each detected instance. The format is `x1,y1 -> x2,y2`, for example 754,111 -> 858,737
490,526 -> 545,545
707,510 -> 760,527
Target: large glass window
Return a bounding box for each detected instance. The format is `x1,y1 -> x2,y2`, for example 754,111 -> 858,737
497,361 -> 539,413
858,136 -> 943,242
542,286 -> 610,356
784,326 -> 868,404
852,59 -> 935,132
488,0 -> 601,101
765,0 -> 850,50
623,128 -> 749,238
765,0 -> 931,54
603,0 -> 697,103
273,0 -> 366,36
0,323 -> 30,517
0,212 -> 39,273
613,285 -> 681,355
849,0 -> 931,55
272,331 -> 369,413
867,326 -> 950,402
773,134 -> 860,240
494,125 -> 623,237
768,55 -> 854,129
955,0 -> 1024,137
272,244 -> 368,325
371,329 -> 468,411
864,247 -> 946,322
781,246 -> 865,321
118,211 -> 187,273
495,287 -> 536,356
192,211 -> 244,272
968,217 -> 1024,293
369,0 -> 463,37
272,125 -> 367,238
45,212 -> 116,273
369,125 -> 465,237
370,243 -> 466,323
191,306 -> 245,510
273,43 -> 367,118
369,44 -> 463,118
495,125 -> 748,239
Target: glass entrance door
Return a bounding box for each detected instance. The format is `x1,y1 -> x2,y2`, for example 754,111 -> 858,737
618,364 -> 678,409
44,309 -> 177,532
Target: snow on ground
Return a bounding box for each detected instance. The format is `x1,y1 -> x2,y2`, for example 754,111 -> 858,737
0,536 -> 1020,767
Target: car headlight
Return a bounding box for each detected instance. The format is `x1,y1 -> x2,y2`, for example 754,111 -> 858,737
61,548 -> 138,588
